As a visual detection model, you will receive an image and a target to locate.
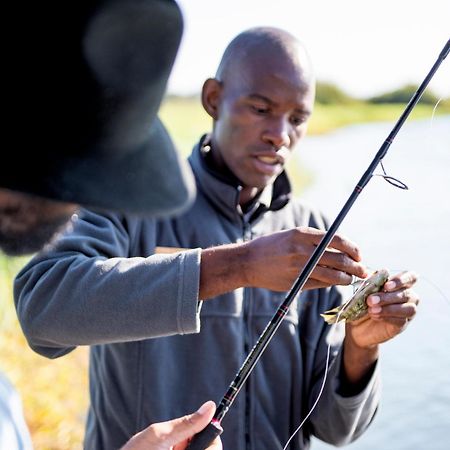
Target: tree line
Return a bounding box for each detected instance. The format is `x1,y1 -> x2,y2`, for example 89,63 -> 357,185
167,83 -> 449,107
315,82 -> 448,106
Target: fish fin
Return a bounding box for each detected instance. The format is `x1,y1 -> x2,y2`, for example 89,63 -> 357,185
322,305 -> 341,315
320,313 -> 340,324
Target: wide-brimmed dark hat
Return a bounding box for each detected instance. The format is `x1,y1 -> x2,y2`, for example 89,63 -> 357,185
2,0 -> 195,216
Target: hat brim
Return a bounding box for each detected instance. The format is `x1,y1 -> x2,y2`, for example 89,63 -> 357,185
3,118 -> 196,217
54,117 -> 196,216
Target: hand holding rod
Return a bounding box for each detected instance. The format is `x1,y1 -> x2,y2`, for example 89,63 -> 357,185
186,38 -> 449,450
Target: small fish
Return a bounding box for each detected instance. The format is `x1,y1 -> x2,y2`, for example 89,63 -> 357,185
321,269 -> 390,324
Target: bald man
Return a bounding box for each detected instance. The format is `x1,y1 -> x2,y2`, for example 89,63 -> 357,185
15,27 -> 419,450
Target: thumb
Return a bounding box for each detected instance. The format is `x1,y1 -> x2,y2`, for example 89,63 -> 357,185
120,401 -> 217,450
165,401 -> 216,446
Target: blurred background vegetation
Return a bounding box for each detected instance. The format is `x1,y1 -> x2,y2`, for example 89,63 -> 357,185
1,82 -> 448,449
160,82 -> 449,156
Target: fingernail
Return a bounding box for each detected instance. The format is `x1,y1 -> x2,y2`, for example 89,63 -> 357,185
370,305 -> 382,314
384,281 -> 396,291
196,401 -> 213,415
368,295 -> 380,305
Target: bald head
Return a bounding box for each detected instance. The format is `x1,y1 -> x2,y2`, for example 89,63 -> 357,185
201,27 -> 316,206
216,27 -> 314,88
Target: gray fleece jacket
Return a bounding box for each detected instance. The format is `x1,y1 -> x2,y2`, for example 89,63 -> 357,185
14,138 -> 380,450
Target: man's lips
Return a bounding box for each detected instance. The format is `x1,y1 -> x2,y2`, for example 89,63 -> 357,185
250,147 -> 289,176
256,155 -> 279,165
252,146 -> 289,166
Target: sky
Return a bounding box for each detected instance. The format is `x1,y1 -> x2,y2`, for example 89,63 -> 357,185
167,0 -> 450,99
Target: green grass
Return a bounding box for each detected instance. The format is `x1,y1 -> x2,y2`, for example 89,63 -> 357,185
1,97 -> 448,449
308,102 -> 448,135
159,95 -> 211,156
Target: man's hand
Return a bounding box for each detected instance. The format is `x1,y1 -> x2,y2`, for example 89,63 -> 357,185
121,401 -> 222,450
342,270 -> 419,384
348,270 -> 419,348
244,226 -> 368,290
199,226 -> 367,299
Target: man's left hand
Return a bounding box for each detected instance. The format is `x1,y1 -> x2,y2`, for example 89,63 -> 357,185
347,270 -> 419,348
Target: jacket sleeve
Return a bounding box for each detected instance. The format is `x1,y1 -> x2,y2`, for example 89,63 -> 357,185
306,287 -> 380,446
14,209 -> 202,359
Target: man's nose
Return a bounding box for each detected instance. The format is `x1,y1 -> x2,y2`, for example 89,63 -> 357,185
261,117 -> 291,149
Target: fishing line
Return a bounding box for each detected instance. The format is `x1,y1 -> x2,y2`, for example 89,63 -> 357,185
383,266 -> 450,309
282,308 -> 345,450
420,275 -> 450,308
374,95 -> 445,189
282,272 -> 383,449
372,94 -> 446,190
429,96 -> 444,138
283,263 -> 450,448
364,265 -> 450,308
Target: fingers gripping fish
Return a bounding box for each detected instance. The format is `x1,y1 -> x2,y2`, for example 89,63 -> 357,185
321,269 -> 390,324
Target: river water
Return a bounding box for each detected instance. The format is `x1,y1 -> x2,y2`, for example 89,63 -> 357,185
294,116 -> 450,450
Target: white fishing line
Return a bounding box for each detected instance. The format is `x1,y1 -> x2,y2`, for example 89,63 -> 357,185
282,307 -> 345,450
429,97 -> 443,135
420,276 -> 450,307
380,266 -> 450,308
427,96 -> 446,156
281,266 -> 432,449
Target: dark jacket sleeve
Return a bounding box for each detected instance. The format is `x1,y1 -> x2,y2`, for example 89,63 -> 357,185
14,209 -> 201,359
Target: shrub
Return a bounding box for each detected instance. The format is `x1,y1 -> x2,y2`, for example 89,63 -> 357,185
368,84 -> 440,105
315,82 -> 356,105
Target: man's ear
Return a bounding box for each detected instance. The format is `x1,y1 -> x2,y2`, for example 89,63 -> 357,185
201,78 -> 222,120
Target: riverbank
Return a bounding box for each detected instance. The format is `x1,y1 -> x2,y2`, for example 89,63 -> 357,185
159,95 -> 449,155
159,96 -> 448,196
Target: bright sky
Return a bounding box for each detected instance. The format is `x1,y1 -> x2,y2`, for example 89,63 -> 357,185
168,0 -> 450,99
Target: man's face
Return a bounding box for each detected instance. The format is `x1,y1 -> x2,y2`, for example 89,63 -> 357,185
209,50 -> 315,201
0,189 -> 78,256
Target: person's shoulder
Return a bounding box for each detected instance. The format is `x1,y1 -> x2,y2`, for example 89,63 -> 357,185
77,207 -> 154,225
72,207 -> 157,240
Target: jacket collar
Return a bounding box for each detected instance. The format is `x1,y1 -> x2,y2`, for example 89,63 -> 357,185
188,135 -> 292,223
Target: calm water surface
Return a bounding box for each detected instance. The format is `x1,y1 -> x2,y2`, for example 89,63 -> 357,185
295,116 -> 450,450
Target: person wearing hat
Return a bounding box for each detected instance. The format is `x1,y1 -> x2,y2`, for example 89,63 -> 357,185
1,1 -> 220,448
1,0 -> 196,256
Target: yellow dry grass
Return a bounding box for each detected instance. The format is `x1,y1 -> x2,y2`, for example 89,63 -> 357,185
1,257 -> 89,449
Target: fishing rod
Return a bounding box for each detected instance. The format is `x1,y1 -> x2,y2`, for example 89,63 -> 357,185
187,38 -> 450,450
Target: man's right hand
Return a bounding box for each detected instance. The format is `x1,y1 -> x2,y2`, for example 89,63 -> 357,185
200,226 -> 367,299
